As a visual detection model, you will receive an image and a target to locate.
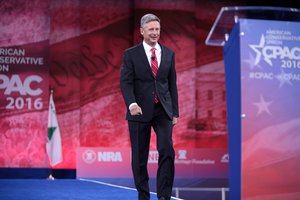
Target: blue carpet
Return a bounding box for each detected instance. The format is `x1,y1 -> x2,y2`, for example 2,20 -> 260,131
0,179 -> 164,200
91,177 -> 228,200
0,178 -> 227,200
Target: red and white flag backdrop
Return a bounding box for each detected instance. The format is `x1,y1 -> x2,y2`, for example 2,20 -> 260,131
0,0 -> 229,178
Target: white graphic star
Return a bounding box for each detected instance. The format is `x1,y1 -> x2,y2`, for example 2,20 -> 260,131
253,94 -> 273,116
249,35 -> 273,66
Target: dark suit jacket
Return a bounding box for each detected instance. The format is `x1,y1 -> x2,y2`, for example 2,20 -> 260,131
120,42 -> 179,122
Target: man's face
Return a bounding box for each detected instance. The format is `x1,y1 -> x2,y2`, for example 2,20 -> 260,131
140,21 -> 160,47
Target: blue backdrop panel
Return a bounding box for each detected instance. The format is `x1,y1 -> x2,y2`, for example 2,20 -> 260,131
225,18 -> 300,200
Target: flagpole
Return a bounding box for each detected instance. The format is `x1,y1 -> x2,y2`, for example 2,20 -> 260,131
48,88 -> 55,180
46,87 -> 63,178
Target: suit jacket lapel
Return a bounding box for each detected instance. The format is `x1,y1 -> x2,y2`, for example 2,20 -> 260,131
137,43 -> 153,77
157,43 -> 166,78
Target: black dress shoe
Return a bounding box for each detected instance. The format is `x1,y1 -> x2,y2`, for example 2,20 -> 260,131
159,198 -> 166,200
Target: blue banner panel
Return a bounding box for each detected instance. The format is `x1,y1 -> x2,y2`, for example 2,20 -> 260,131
240,19 -> 300,200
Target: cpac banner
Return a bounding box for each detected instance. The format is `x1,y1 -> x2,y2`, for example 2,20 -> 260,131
0,44 -> 48,113
0,41 -> 49,167
0,42 -> 49,167
77,147 -> 228,178
240,19 -> 300,199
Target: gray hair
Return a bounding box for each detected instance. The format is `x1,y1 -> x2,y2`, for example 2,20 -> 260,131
140,13 -> 160,28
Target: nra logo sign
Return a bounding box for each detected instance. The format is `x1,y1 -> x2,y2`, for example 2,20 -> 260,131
98,151 -> 122,162
82,150 -> 123,164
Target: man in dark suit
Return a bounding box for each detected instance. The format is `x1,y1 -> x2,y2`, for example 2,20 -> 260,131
120,13 -> 179,200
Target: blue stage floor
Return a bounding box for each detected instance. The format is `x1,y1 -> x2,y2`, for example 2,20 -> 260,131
0,179 -> 182,200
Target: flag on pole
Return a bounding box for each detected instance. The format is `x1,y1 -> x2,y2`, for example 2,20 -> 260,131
46,90 -> 62,166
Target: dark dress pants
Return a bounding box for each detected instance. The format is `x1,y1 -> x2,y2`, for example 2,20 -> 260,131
128,102 -> 175,200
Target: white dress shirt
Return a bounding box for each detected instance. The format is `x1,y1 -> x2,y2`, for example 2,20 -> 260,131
143,41 -> 161,67
129,41 -> 161,110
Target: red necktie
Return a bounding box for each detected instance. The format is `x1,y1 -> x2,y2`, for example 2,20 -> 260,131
151,48 -> 159,103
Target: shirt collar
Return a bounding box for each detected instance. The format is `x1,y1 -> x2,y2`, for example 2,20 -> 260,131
143,41 -> 161,52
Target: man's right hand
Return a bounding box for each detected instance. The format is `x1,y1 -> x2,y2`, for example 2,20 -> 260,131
129,104 -> 143,116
